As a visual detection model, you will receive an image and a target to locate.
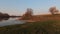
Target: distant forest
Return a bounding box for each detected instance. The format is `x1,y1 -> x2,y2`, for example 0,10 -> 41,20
0,12 -> 9,18
0,12 -> 21,18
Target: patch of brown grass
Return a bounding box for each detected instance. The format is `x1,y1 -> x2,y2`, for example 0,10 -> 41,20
19,14 -> 60,22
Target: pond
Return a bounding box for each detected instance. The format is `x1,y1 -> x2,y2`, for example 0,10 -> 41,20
0,18 -> 26,27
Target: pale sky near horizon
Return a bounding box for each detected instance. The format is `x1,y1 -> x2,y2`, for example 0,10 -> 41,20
0,0 -> 60,16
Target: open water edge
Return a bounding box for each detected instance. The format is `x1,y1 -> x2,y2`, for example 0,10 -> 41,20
0,18 -> 26,27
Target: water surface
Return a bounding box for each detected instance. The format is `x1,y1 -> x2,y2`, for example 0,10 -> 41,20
0,18 -> 26,27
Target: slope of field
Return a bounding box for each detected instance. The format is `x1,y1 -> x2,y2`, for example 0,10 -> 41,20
19,14 -> 60,22
0,20 -> 60,34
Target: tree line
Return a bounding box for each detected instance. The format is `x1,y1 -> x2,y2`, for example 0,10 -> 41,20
0,12 -> 9,18
0,12 -> 21,18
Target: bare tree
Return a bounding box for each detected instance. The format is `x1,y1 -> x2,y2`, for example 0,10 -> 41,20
22,8 -> 33,20
49,6 -> 59,15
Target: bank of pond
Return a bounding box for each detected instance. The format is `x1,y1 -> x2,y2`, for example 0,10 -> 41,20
0,20 -> 60,34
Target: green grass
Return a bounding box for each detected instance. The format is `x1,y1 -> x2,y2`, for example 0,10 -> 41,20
0,20 -> 60,34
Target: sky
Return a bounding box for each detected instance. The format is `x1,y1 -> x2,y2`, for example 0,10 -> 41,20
0,0 -> 60,16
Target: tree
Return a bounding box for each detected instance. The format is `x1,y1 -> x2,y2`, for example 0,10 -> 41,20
22,8 -> 33,20
25,8 -> 33,16
0,12 -> 4,17
49,6 -> 59,15
3,13 -> 9,18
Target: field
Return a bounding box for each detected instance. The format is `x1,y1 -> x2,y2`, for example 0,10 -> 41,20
20,14 -> 60,22
0,20 -> 60,34
0,15 -> 60,34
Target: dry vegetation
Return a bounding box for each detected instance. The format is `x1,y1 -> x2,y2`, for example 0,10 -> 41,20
19,7 -> 60,22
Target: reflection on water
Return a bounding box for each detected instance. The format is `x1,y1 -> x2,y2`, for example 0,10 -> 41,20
0,18 -> 26,27
0,17 -> 9,21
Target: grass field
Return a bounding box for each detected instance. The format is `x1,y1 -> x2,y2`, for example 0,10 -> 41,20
0,20 -> 60,34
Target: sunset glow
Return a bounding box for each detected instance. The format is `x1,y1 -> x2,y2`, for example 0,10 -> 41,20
0,0 -> 60,15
